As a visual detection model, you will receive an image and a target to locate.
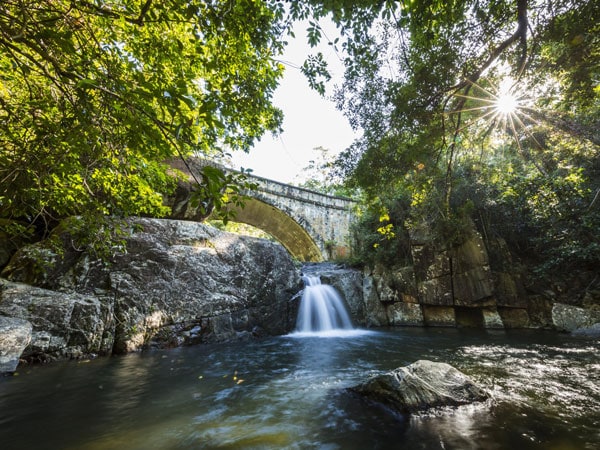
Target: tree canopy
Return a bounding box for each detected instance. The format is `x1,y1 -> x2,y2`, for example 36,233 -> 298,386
1,0 -> 598,276
293,0 -> 599,273
0,0 -> 286,245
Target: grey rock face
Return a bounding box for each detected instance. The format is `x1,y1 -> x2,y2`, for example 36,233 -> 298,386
349,359 -> 490,414
359,225 -> 549,329
0,218 -> 301,363
552,302 -> 600,333
0,280 -> 113,362
0,315 -> 32,373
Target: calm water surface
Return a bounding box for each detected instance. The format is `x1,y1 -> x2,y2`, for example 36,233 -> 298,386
1,327 -> 598,449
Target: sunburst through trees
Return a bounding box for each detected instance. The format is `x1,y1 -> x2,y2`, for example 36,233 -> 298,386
452,75 -> 547,155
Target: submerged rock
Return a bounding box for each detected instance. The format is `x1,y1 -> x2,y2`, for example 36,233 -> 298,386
349,360 -> 490,415
571,323 -> 600,337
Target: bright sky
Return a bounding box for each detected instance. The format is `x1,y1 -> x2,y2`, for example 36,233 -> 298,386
229,22 -> 358,184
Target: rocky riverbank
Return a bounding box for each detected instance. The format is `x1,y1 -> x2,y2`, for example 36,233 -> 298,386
321,228 -> 600,333
2,218 -> 599,374
0,218 -> 301,372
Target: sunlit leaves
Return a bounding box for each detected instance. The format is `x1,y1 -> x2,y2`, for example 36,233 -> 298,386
301,53 -> 332,95
190,165 -> 259,225
0,0 -> 286,244
295,0 -> 599,275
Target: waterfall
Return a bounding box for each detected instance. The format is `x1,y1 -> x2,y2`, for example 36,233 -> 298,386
294,275 -> 354,335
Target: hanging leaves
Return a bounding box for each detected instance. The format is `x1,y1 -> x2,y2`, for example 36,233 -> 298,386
0,0 -> 285,242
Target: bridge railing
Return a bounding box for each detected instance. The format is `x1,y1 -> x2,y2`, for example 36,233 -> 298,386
190,156 -> 359,210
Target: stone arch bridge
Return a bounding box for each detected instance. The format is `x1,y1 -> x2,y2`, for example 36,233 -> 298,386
166,158 -> 358,262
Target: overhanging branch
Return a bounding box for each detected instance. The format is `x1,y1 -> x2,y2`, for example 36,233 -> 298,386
449,0 -> 529,94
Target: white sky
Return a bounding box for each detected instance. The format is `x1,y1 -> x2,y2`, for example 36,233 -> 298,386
229,22 -> 358,184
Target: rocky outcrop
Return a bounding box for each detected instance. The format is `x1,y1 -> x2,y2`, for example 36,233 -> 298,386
0,280 -> 113,362
552,302 -> 600,333
0,316 -> 32,373
360,226 -> 550,329
0,218 -> 301,365
349,360 -> 490,414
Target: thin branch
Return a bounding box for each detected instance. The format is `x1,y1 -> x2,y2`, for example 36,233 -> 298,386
78,0 -> 153,26
135,0 -> 154,25
449,0 -> 529,94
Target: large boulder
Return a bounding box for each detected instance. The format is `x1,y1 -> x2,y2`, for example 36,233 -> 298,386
349,360 -> 490,414
0,218 -> 301,362
0,280 -> 113,362
0,315 -> 32,373
552,302 -> 600,333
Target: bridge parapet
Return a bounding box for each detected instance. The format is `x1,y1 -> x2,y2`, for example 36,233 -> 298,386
248,174 -> 357,211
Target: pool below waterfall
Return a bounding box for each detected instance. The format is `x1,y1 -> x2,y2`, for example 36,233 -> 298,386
1,327 -> 599,449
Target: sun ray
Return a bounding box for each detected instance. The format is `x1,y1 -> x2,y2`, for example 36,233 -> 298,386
454,93 -> 499,104
466,79 -> 500,99
447,74 -> 545,149
510,111 -> 545,150
447,104 -> 497,114
445,71 -> 553,167
453,109 -> 502,134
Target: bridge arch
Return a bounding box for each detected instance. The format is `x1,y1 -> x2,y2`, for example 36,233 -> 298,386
166,158 -> 357,262
226,197 -> 322,262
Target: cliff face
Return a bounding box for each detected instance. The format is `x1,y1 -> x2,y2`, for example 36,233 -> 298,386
0,218 -> 301,370
358,225 -> 599,332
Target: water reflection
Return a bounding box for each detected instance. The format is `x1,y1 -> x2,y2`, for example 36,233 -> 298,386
0,328 -> 598,449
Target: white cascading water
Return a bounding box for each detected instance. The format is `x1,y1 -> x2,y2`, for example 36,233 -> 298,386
294,275 -> 354,335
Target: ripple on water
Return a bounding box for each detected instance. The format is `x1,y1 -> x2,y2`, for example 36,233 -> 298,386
455,341 -> 600,423
1,327 -> 599,450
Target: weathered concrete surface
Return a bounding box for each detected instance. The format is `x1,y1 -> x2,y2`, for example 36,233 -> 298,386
387,302 -> 424,326
498,307 -> 531,328
423,306 -> 456,327
349,360 -> 490,414
0,218 -> 301,364
166,157 -> 358,262
482,307 -> 504,328
0,315 -> 32,373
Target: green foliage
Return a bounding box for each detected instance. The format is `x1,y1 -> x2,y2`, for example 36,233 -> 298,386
350,192 -> 412,268
450,130 -> 600,276
293,0 -> 600,278
295,146 -> 358,197
301,52 -> 331,95
0,0 -> 286,246
190,165 -> 259,225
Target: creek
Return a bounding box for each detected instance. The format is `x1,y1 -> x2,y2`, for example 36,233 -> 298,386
1,325 -> 598,449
